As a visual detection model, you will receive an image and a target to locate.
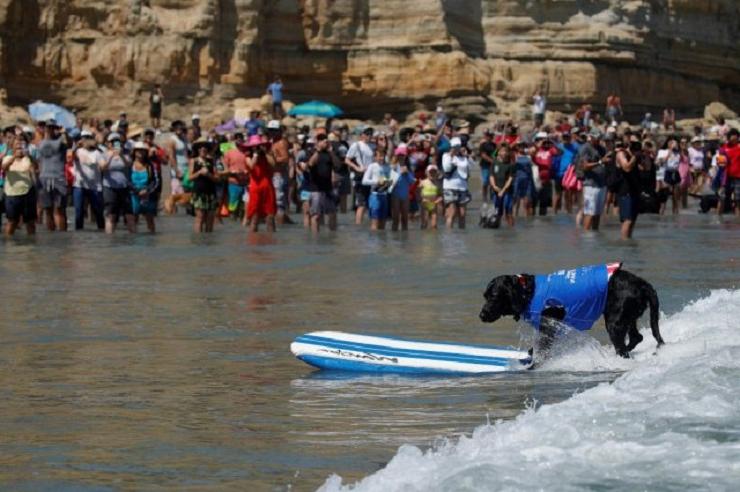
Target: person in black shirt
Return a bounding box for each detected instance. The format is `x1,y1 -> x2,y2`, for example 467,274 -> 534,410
189,138 -> 219,233
478,129 -> 496,202
615,137 -> 642,239
307,134 -> 340,232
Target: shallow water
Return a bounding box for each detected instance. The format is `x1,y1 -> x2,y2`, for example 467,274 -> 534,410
0,209 -> 738,491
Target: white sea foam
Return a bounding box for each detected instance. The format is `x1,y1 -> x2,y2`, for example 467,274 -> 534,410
319,290 -> 740,491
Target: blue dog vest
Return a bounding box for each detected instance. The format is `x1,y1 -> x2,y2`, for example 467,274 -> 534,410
523,263 -> 621,331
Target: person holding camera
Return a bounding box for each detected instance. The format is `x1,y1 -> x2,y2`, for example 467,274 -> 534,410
441,137 -> 471,229
579,133 -> 607,231
245,135 -> 277,232
615,136 -> 642,239
306,134 -> 339,232
101,132 -> 134,233
2,136 -> 37,236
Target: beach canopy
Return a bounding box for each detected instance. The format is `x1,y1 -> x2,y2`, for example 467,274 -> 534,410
215,119 -> 239,134
28,101 -> 77,130
288,100 -> 343,118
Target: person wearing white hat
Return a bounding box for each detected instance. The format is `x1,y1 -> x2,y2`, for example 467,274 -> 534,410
441,136 -> 472,228
191,114 -> 202,140
72,128 -> 105,230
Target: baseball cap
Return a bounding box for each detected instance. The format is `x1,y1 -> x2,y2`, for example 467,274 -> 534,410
450,137 -> 462,147
192,114 -> 200,120
535,131 -> 548,140
266,120 -> 281,130
80,130 -> 94,138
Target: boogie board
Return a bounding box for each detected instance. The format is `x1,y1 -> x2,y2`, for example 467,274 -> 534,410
291,331 -> 532,375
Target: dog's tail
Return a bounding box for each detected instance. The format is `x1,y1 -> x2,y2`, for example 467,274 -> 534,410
644,283 -> 665,347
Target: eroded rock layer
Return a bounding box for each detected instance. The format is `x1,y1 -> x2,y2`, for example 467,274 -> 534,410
0,0 -> 737,121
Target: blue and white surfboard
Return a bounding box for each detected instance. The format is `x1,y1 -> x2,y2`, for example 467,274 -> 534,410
291,331 -> 532,374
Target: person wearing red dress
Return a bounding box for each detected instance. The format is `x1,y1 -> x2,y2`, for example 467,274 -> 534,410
245,135 -> 277,231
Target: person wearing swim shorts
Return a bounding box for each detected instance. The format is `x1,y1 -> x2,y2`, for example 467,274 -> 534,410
37,119 -> 70,231
489,144 -> 514,227
267,120 -> 294,225
346,127 -> 374,224
616,138 -> 642,239
442,137 -> 472,229
223,133 -> 249,220
307,134 -> 339,232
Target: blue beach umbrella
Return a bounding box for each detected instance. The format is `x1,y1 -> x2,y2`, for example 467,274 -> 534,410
28,101 -> 77,130
288,100 -> 343,118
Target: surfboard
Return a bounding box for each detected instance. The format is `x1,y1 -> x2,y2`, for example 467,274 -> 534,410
291,331 -> 532,374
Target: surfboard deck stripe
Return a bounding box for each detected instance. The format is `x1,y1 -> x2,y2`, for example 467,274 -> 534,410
291,331 -> 532,374
295,336 -> 513,365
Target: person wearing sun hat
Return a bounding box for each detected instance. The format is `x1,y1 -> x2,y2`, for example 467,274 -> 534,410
130,141 -> 159,233
245,134 -> 277,231
188,137 -> 219,232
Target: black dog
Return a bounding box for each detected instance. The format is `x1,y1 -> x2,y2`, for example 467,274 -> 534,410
479,267 -> 665,359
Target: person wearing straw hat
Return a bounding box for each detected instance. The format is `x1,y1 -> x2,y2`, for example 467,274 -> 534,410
188,137 -> 219,233
245,134 -> 276,232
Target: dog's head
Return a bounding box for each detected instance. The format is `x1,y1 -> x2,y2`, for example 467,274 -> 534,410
479,275 -> 528,323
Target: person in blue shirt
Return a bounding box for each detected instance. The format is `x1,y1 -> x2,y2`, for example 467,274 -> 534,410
244,111 -> 264,137
554,131 -> 580,213
266,76 -> 284,118
390,146 -> 416,231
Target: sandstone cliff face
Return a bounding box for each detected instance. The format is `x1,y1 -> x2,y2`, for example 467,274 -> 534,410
0,0 -> 737,123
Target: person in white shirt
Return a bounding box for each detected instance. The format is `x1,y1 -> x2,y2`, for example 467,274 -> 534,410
532,91 -> 546,128
655,138 -> 682,215
73,130 -> 105,230
362,149 -> 392,230
346,127 -> 375,224
441,137 -> 471,228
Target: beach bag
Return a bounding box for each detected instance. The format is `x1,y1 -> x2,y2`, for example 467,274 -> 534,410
562,164 -> 582,191
531,164 -> 542,191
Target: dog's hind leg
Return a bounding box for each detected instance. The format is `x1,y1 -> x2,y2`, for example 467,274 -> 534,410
606,322 -> 630,358
625,321 -> 643,352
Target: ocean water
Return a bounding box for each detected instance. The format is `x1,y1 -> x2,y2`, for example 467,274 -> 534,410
0,209 -> 738,491
320,289 -> 740,492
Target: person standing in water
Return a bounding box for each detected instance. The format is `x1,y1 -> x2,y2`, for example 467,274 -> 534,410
188,137 -> 219,233
245,135 -> 277,232
130,142 -> 159,233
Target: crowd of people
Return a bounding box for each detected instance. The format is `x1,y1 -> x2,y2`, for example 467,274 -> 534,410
1,89 -> 738,239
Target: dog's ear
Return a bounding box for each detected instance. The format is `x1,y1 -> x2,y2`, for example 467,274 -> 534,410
483,276 -> 502,299
509,276 -> 528,318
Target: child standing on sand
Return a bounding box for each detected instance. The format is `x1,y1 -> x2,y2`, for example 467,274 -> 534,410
419,165 -> 442,229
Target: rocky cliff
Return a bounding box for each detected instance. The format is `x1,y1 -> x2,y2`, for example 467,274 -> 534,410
0,0 -> 738,124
